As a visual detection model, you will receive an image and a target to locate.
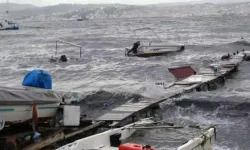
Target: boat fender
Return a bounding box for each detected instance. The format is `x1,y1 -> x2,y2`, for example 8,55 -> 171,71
119,143 -> 155,150
32,132 -> 41,143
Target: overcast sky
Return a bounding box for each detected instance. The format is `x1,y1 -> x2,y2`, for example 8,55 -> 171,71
0,0 -> 202,6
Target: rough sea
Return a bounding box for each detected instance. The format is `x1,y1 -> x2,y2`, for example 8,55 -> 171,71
1,3 -> 250,150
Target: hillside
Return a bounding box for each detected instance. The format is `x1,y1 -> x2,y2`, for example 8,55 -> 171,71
3,2 -> 250,20
202,0 -> 250,4
9,4 -> 85,17
0,3 -> 36,12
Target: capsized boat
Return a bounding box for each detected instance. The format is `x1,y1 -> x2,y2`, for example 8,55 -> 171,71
56,118 -> 216,150
125,28 -> 185,57
50,40 -> 83,63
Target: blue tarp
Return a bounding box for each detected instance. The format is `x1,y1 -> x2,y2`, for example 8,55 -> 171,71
22,70 -> 52,89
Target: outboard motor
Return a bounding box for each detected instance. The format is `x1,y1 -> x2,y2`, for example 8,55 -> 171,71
60,55 -> 68,62
179,46 -> 185,51
221,54 -> 230,60
130,41 -> 140,54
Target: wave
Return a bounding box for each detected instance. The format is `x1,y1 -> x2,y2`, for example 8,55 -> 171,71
174,98 -> 250,111
231,40 -> 250,46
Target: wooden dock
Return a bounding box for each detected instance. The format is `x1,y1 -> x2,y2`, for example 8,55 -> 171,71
0,53 -> 246,150
95,53 -> 245,124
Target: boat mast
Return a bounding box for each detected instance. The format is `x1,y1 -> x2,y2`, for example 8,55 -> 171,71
6,0 -> 9,14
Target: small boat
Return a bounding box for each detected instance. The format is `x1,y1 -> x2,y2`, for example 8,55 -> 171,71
57,118 -> 216,150
0,70 -> 62,129
76,16 -> 87,21
0,86 -> 61,126
0,20 -> 19,30
77,18 -> 84,21
125,28 -> 185,57
0,0 -> 19,30
125,43 -> 185,57
50,40 -> 83,63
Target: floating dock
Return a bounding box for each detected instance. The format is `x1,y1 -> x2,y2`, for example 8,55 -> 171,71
95,53 -> 246,126
0,52 -> 247,150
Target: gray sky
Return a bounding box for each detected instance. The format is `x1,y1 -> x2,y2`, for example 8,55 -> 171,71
0,0 -> 202,6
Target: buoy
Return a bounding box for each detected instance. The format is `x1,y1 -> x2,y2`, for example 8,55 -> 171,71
119,143 -> 154,150
32,132 -> 41,143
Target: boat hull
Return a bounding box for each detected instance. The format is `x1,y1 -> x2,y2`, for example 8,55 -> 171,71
177,128 -> 215,150
0,103 -> 60,125
4,26 -> 19,30
57,118 -> 155,150
57,119 -> 216,150
126,45 -> 185,57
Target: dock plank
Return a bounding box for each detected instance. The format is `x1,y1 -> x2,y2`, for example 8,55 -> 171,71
175,75 -> 217,85
96,54 -> 245,122
96,112 -> 132,121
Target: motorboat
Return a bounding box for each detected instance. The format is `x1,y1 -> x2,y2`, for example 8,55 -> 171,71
125,28 -> 185,57
0,20 -> 19,30
56,118 -> 216,150
0,70 -> 62,130
77,17 -> 85,21
0,0 -> 19,30
0,86 -> 61,127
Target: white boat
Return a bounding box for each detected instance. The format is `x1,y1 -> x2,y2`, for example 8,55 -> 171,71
0,0 -> 19,30
0,86 -> 62,128
56,118 -> 216,150
0,20 -> 19,30
125,28 -> 185,57
77,17 -> 87,21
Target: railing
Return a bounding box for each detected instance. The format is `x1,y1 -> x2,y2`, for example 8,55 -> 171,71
55,40 -> 83,58
133,27 -> 163,44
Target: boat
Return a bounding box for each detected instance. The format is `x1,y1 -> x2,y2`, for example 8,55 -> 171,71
0,20 -> 19,30
76,16 -> 88,21
0,70 -> 62,129
0,86 -> 61,126
77,17 -> 84,21
0,0 -> 19,30
56,118 -> 216,150
125,28 -> 185,57
50,39 -> 83,63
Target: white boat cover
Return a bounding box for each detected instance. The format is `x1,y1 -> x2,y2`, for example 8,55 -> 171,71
0,86 -> 62,105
